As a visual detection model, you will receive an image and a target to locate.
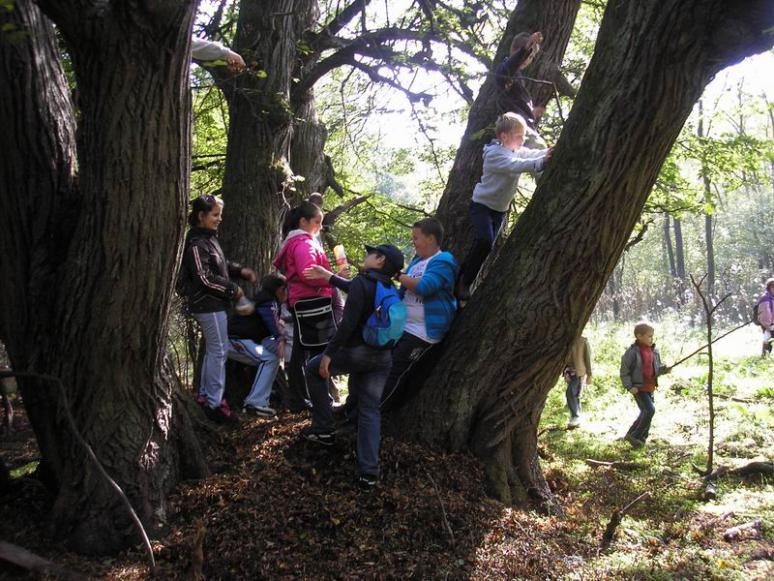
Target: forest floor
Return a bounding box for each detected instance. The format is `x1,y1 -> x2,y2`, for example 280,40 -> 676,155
0,323 -> 772,580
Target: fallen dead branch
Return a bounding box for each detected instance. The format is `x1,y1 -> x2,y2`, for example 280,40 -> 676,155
600,491 -> 652,550
189,519 -> 206,581
723,519 -> 762,542
585,459 -> 642,471
749,546 -> 774,561
424,469 -> 455,547
697,461 -> 773,501
537,425 -> 564,437
699,461 -> 774,480
0,541 -> 87,581
713,393 -> 753,403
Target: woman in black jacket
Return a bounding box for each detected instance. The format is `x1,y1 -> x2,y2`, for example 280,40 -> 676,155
179,195 -> 256,424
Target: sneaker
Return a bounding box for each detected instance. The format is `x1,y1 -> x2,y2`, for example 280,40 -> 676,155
358,473 -> 378,491
624,433 -> 644,449
301,427 -> 335,447
567,416 -> 581,429
205,405 -> 240,426
242,405 -> 277,419
196,394 -> 207,407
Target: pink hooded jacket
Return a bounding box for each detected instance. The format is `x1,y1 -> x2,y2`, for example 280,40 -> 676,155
272,230 -> 333,306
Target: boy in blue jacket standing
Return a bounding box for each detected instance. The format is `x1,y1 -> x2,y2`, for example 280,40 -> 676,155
457,112 -> 552,300
381,218 -> 458,411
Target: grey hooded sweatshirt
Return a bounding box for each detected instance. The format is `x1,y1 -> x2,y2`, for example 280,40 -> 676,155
471,140 -> 547,212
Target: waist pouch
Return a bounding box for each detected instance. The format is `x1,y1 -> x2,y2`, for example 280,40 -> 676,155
293,297 -> 337,347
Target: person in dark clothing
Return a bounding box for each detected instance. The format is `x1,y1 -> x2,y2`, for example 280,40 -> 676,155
302,243 -> 404,489
228,273 -> 288,419
495,31 -> 547,148
179,194 -> 256,425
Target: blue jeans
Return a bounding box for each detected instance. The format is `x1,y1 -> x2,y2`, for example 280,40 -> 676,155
306,345 -> 391,476
627,391 -> 655,442
229,337 -> 280,409
193,311 -> 229,408
565,374 -> 582,419
461,202 -> 506,286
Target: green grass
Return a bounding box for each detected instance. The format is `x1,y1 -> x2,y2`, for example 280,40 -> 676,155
540,319 -> 774,580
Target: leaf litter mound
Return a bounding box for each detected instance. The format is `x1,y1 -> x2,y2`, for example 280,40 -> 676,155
1,411 -> 586,579
157,413 -> 582,579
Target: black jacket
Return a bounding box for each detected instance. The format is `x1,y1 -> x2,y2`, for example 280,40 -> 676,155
228,290 -> 283,342
324,269 -> 393,357
494,47 -> 537,130
179,227 -> 242,313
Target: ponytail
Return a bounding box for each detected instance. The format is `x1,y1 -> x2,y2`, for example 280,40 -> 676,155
282,201 -> 321,237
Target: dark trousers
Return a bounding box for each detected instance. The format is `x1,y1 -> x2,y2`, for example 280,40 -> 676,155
626,391 -> 655,442
285,312 -> 325,411
307,346 -> 391,476
380,333 -> 433,412
461,202 -> 506,286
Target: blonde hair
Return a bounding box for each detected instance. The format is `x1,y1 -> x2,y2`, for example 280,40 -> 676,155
766,277 -> 774,290
495,112 -> 527,137
633,322 -> 655,337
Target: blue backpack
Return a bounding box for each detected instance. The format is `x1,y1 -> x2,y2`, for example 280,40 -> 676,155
362,276 -> 406,348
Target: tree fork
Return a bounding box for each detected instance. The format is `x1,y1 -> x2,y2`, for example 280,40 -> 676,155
1,0 -> 207,553
435,0 -> 582,258
395,0 -> 774,509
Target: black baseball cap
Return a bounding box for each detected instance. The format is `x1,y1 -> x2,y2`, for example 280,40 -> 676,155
365,243 -> 404,273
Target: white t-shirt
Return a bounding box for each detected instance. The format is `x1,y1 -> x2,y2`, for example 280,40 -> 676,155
403,251 -> 441,344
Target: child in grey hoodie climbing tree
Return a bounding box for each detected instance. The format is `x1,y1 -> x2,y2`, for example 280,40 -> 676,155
457,112 -> 552,299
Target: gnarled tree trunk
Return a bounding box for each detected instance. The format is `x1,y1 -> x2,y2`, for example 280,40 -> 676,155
395,0 -> 773,506
435,0 -> 581,259
217,0 -> 321,274
0,0 -> 206,554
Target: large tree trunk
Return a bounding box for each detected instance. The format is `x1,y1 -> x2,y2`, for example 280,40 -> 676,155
217,0 -> 320,274
434,0 -> 581,259
0,0 -> 206,554
395,0 -> 773,505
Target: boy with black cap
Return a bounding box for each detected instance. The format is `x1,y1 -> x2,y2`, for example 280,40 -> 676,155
302,243 -> 404,489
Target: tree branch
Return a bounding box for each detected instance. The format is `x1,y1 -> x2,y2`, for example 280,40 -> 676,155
320,0 -> 375,38
323,195 -> 372,226
298,27 -> 483,97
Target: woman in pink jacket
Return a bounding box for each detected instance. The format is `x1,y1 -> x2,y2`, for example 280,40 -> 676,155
273,202 -> 334,410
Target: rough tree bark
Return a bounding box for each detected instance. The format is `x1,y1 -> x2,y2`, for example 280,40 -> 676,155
215,0 -> 320,274
395,0 -> 773,506
434,0 -> 581,259
0,0 -> 206,554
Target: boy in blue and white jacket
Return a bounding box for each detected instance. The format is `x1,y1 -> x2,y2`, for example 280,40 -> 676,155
381,218 -> 458,410
457,112 -> 552,299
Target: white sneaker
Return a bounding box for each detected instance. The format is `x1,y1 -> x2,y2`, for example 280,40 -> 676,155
242,405 -> 277,419
567,416 -> 581,429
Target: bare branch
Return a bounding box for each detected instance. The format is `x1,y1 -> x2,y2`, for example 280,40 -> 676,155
320,0 -> 375,38
323,194 -> 372,226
